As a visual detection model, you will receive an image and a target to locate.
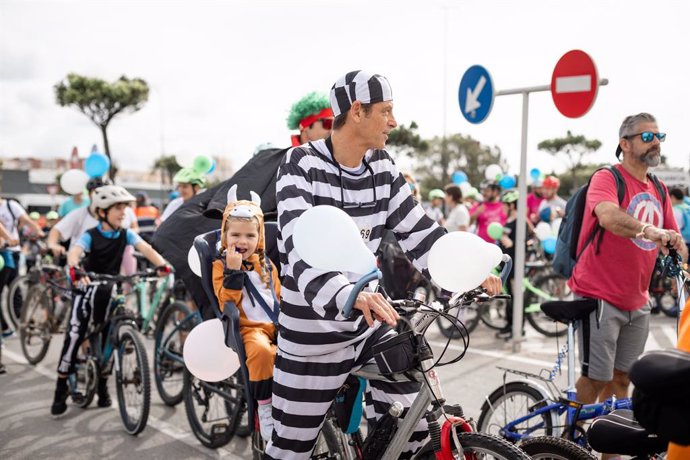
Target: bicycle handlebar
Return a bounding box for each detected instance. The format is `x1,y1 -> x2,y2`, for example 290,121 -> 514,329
342,269 -> 382,318
71,266 -> 172,285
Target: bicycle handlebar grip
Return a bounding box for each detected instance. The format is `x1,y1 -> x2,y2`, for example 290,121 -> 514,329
341,269 -> 382,319
499,254 -> 513,286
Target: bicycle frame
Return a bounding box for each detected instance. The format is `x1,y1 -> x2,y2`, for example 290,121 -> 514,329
135,273 -> 174,332
158,308 -> 200,365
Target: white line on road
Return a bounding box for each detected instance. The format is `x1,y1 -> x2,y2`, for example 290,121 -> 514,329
429,339 -> 563,369
555,75 -> 591,93
3,348 -> 244,459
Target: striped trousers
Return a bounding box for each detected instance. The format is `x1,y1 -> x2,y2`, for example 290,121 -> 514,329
264,325 -> 428,460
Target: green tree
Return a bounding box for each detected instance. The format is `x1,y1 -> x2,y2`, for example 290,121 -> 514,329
387,121 -> 429,158
152,155 -> 182,187
411,133 -> 506,197
55,73 -> 150,180
537,130 -> 602,193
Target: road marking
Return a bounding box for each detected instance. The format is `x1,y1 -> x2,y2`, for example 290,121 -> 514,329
429,339 -> 563,369
555,75 -> 591,93
660,324 -> 678,348
3,348 -> 245,459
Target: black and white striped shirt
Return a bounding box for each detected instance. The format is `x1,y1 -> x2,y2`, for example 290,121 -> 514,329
276,138 -> 445,356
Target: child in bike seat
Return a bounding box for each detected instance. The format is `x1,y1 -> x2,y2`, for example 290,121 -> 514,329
51,185 -> 169,416
211,185 -> 280,442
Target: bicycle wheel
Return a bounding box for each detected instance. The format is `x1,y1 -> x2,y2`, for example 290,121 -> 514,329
154,301 -> 199,406
115,325 -> 151,435
477,381 -> 554,440
479,298 -> 509,330
183,369 -> 245,448
525,274 -> 570,338
6,273 -> 30,331
519,436 -> 596,459
436,304 -> 479,338
414,432 -> 531,459
71,354 -> 98,408
19,285 -> 53,364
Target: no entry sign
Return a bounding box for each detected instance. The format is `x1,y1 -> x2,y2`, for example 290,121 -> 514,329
551,50 -> 599,118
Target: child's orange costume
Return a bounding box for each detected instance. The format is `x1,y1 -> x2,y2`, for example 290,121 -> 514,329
211,189 -> 280,401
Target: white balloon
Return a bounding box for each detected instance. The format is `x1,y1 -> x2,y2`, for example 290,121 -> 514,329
60,169 -> 89,195
535,222 -> 552,241
293,205 -> 377,274
484,164 -> 503,181
428,232 -> 503,293
187,245 -> 202,277
183,319 -> 240,382
459,181 -> 472,195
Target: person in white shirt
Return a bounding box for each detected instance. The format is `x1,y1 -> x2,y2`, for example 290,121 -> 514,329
443,184 -> 470,232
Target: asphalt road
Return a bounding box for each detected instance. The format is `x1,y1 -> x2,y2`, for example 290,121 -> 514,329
0,312 -> 678,459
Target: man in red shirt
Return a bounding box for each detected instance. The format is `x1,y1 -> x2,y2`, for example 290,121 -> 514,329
470,181 -> 507,242
569,113 -> 687,408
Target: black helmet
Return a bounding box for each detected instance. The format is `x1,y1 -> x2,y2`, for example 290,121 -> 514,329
86,176 -> 111,192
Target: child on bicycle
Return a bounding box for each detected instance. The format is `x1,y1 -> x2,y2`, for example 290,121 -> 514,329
51,185 -> 170,416
211,186 -> 280,442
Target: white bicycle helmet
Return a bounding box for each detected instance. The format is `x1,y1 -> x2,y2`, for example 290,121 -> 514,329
90,185 -> 136,214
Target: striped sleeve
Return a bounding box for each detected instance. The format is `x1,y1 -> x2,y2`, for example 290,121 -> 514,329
384,161 -> 446,277
276,148 -> 355,321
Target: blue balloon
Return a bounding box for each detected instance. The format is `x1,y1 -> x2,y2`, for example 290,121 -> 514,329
543,236 -> 557,255
539,206 -> 553,223
530,168 -> 541,179
451,171 -> 468,184
84,152 -> 110,178
207,158 -> 216,174
498,175 -> 516,189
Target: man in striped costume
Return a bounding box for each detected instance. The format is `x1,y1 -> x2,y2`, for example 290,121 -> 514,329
266,70 -> 501,459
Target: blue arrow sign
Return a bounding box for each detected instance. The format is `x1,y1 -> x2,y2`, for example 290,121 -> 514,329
458,65 -> 495,124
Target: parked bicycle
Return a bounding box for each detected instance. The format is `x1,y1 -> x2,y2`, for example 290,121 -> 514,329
65,269 -> 156,435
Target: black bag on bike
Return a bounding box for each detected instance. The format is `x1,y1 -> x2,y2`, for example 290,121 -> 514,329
372,330 -> 420,376
630,349 -> 690,446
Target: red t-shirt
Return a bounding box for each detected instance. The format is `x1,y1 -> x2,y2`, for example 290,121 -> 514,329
472,201 -> 507,242
568,165 -> 678,311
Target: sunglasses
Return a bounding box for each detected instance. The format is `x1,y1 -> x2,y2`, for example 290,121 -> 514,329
312,118 -> 334,130
623,131 -> 666,143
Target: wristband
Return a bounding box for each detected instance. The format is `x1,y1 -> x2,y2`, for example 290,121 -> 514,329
635,223 -> 652,240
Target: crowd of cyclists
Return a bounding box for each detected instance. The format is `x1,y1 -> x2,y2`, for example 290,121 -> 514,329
1,77 -> 689,459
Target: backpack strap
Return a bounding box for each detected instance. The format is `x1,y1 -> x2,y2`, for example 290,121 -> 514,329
647,172 -> 667,208
242,259 -> 280,325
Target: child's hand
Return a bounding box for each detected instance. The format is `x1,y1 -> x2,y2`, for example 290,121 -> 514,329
225,244 -> 242,270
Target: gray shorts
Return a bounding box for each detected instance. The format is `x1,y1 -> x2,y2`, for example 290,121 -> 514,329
577,298 -> 650,381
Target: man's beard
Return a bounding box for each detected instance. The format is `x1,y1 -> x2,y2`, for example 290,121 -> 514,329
640,148 -> 661,167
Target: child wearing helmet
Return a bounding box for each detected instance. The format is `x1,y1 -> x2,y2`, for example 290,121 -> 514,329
426,188 -> 446,224
159,167 -> 208,223
211,185 -> 281,442
51,185 -> 170,416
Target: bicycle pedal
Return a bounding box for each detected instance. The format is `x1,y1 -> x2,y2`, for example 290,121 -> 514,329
71,392 -> 85,404
210,423 -> 230,441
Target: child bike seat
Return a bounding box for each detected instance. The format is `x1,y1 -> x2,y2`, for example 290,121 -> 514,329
540,298 -> 597,324
587,409 -> 668,456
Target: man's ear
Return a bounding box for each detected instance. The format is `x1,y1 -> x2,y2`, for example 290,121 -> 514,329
350,100 -> 363,123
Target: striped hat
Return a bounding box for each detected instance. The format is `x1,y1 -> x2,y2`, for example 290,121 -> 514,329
329,70 -> 393,117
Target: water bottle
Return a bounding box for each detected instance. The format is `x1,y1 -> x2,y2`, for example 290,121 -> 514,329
361,401 -> 404,458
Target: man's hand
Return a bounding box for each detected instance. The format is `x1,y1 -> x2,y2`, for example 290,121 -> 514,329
7,238 -> 20,247
225,244 -> 243,270
49,244 -> 66,258
353,291 -> 399,328
644,226 -> 683,255
481,274 -> 502,296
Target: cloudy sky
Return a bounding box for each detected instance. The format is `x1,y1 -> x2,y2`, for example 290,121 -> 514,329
1,0 -> 688,178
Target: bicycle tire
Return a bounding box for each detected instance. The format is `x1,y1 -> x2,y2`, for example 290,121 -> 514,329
477,381 -> 554,440
183,369 -> 245,448
6,273 -> 30,331
525,273 -> 570,338
72,354 -> 98,408
414,431 -> 531,459
479,298 -> 509,330
519,436 -> 596,459
115,325 -> 151,435
19,285 -> 53,364
153,301 -> 198,406
436,304 -> 479,339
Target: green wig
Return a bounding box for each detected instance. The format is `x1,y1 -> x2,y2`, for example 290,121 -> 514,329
287,92 -> 332,130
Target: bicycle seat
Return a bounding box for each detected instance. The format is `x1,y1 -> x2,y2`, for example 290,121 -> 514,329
540,298 -> 597,324
587,409 -> 667,456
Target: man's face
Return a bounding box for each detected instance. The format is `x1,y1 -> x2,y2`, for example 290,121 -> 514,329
177,183 -> 197,201
482,186 -> 499,201
622,121 -> 662,167
543,187 -> 556,199
302,118 -> 333,142
360,101 -> 397,149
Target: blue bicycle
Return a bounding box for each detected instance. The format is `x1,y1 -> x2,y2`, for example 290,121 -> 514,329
476,298 -> 632,445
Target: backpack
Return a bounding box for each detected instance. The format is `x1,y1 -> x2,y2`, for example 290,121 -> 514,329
552,166 -> 666,279
674,203 -> 690,242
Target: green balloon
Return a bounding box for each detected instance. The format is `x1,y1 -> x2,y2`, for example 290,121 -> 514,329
487,222 -> 504,240
192,155 -> 212,174
0,254 -> 5,271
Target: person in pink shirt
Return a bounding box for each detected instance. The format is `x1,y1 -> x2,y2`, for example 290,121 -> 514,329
470,182 -> 506,242
526,180 -> 544,224
569,113 -> 687,415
